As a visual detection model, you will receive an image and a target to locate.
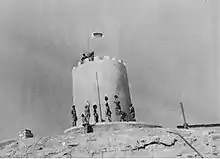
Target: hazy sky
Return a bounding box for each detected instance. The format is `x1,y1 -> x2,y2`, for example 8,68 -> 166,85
0,0 -> 219,140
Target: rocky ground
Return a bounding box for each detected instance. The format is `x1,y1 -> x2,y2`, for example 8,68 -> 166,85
1,122 -> 220,158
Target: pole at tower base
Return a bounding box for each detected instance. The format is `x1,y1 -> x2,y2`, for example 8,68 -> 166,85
96,72 -> 104,122
180,102 -> 189,129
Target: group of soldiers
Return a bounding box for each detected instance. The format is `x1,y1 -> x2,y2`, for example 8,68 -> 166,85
80,51 -> 95,64
70,94 -> 136,128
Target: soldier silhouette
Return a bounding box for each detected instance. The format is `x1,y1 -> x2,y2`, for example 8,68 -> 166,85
80,53 -> 87,64
71,105 -> 78,127
114,95 -> 121,116
84,101 -> 91,122
80,51 -> 95,63
81,113 -> 90,129
88,51 -> 94,61
81,113 -> 92,133
104,95 -> 112,122
104,95 -> 108,102
120,111 -> 128,122
129,104 -> 136,121
93,104 -> 99,123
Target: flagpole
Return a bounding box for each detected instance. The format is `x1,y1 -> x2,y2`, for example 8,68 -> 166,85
87,28 -> 90,52
88,27 -> 92,52
72,68 -> 76,105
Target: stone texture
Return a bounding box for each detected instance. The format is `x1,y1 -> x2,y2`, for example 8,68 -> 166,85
1,123 -> 220,158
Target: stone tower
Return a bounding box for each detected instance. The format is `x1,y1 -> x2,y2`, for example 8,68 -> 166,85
72,56 -> 132,125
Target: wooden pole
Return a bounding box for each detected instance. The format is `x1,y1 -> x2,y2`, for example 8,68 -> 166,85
180,102 -> 188,129
96,72 -> 103,122
87,27 -> 91,52
88,27 -> 93,52
72,68 -> 76,105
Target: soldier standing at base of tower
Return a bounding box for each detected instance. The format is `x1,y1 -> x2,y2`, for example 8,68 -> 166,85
81,114 -> 88,127
71,105 -> 78,127
113,95 -> 121,116
81,113 -> 90,133
84,101 -> 91,123
104,96 -> 112,122
93,104 -> 99,123
120,111 -> 128,122
129,104 -> 136,121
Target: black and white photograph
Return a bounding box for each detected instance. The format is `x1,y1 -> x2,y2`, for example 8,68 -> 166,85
0,0 -> 219,158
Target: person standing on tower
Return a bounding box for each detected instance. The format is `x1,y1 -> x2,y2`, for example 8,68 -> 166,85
88,51 -> 94,61
80,53 -> 87,64
71,105 -> 78,127
80,51 -> 95,64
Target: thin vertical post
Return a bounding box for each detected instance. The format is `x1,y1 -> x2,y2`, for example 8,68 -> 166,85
96,72 -> 103,122
88,31 -> 90,52
72,69 -> 75,105
180,102 -> 188,129
88,27 -> 92,52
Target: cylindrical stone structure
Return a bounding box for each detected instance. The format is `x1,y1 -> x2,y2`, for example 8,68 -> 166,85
72,56 -> 132,125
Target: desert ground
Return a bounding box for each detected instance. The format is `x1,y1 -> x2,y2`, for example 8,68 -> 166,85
0,122 -> 220,158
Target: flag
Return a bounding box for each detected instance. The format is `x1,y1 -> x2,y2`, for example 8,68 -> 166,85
92,32 -> 104,39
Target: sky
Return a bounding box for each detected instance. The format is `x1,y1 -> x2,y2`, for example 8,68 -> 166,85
0,0 -> 219,140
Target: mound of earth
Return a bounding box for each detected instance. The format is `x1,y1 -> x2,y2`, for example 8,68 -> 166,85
1,122 -> 220,158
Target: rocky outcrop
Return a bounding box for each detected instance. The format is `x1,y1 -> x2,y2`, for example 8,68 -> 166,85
18,129 -> 34,139
1,123 -> 220,158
